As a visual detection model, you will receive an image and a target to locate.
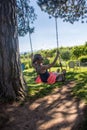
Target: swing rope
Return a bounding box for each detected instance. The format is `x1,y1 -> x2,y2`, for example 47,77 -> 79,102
55,17 -> 59,48
28,30 -> 33,54
27,17 -> 33,54
55,17 -> 63,71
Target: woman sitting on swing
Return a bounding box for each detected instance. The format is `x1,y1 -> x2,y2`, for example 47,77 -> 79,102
32,51 -> 66,84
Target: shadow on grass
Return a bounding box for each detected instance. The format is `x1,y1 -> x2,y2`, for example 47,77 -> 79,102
1,74 -> 86,130
23,70 -> 67,100
70,71 -> 87,130
23,69 -> 87,102
72,71 -> 87,102
1,70 -> 87,130
23,70 -> 80,101
27,82 -> 64,101
66,71 -> 79,81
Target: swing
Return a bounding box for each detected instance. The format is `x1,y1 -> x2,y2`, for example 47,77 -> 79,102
30,17 -> 63,70
29,17 -> 66,84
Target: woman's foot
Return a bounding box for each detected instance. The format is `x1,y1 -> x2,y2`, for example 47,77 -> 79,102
62,69 -> 66,75
62,69 -> 66,81
56,70 -> 66,82
56,74 -> 65,82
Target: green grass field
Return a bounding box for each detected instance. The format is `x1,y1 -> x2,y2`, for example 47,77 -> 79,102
23,67 -> 87,102
23,67 -> 87,130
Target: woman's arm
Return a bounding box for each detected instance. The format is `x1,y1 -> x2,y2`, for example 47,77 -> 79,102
42,51 -> 59,70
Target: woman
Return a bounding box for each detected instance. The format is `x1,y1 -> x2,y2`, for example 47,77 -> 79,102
32,51 -> 66,84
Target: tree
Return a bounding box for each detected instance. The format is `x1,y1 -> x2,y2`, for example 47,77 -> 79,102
37,0 -> 87,23
0,0 -> 36,101
85,41 -> 87,46
17,0 -> 37,36
61,50 -> 71,61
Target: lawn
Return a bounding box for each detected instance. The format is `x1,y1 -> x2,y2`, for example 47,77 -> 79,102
23,67 -> 87,130
23,68 -> 63,100
23,67 -> 87,103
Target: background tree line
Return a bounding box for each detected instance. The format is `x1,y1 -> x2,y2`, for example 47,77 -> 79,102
20,42 -> 87,69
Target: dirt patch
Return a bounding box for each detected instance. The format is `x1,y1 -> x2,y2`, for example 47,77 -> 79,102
0,81 -> 86,130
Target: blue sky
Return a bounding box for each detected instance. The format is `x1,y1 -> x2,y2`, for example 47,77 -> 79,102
19,0 -> 87,53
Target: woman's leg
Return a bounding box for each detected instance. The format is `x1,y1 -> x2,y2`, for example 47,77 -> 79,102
56,70 -> 66,82
62,69 -> 66,76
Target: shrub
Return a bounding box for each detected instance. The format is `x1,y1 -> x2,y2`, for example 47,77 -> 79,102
79,56 -> 87,66
79,56 -> 87,63
61,50 -> 71,61
29,60 -> 32,68
25,63 -> 29,69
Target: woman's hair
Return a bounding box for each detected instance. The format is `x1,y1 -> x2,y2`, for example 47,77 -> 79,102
32,54 -> 43,63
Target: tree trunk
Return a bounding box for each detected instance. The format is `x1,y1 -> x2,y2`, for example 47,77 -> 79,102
0,0 -> 26,101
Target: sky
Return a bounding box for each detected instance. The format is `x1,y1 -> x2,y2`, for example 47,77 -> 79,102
19,0 -> 87,53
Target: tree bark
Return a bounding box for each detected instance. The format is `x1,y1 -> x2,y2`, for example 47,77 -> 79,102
0,0 -> 26,101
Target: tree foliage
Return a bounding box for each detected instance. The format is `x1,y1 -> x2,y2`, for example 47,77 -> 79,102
37,0 -> 87,24
17,0 -> 37,36
61,50 -> 71,61
72,45 -> 87,59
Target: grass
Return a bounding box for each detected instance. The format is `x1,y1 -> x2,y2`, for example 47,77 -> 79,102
23,67 -> 87,101
63,67 -> 87,130
73,72 -> 87,98
23,68 -> 64,100
23,67 -> 87,129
